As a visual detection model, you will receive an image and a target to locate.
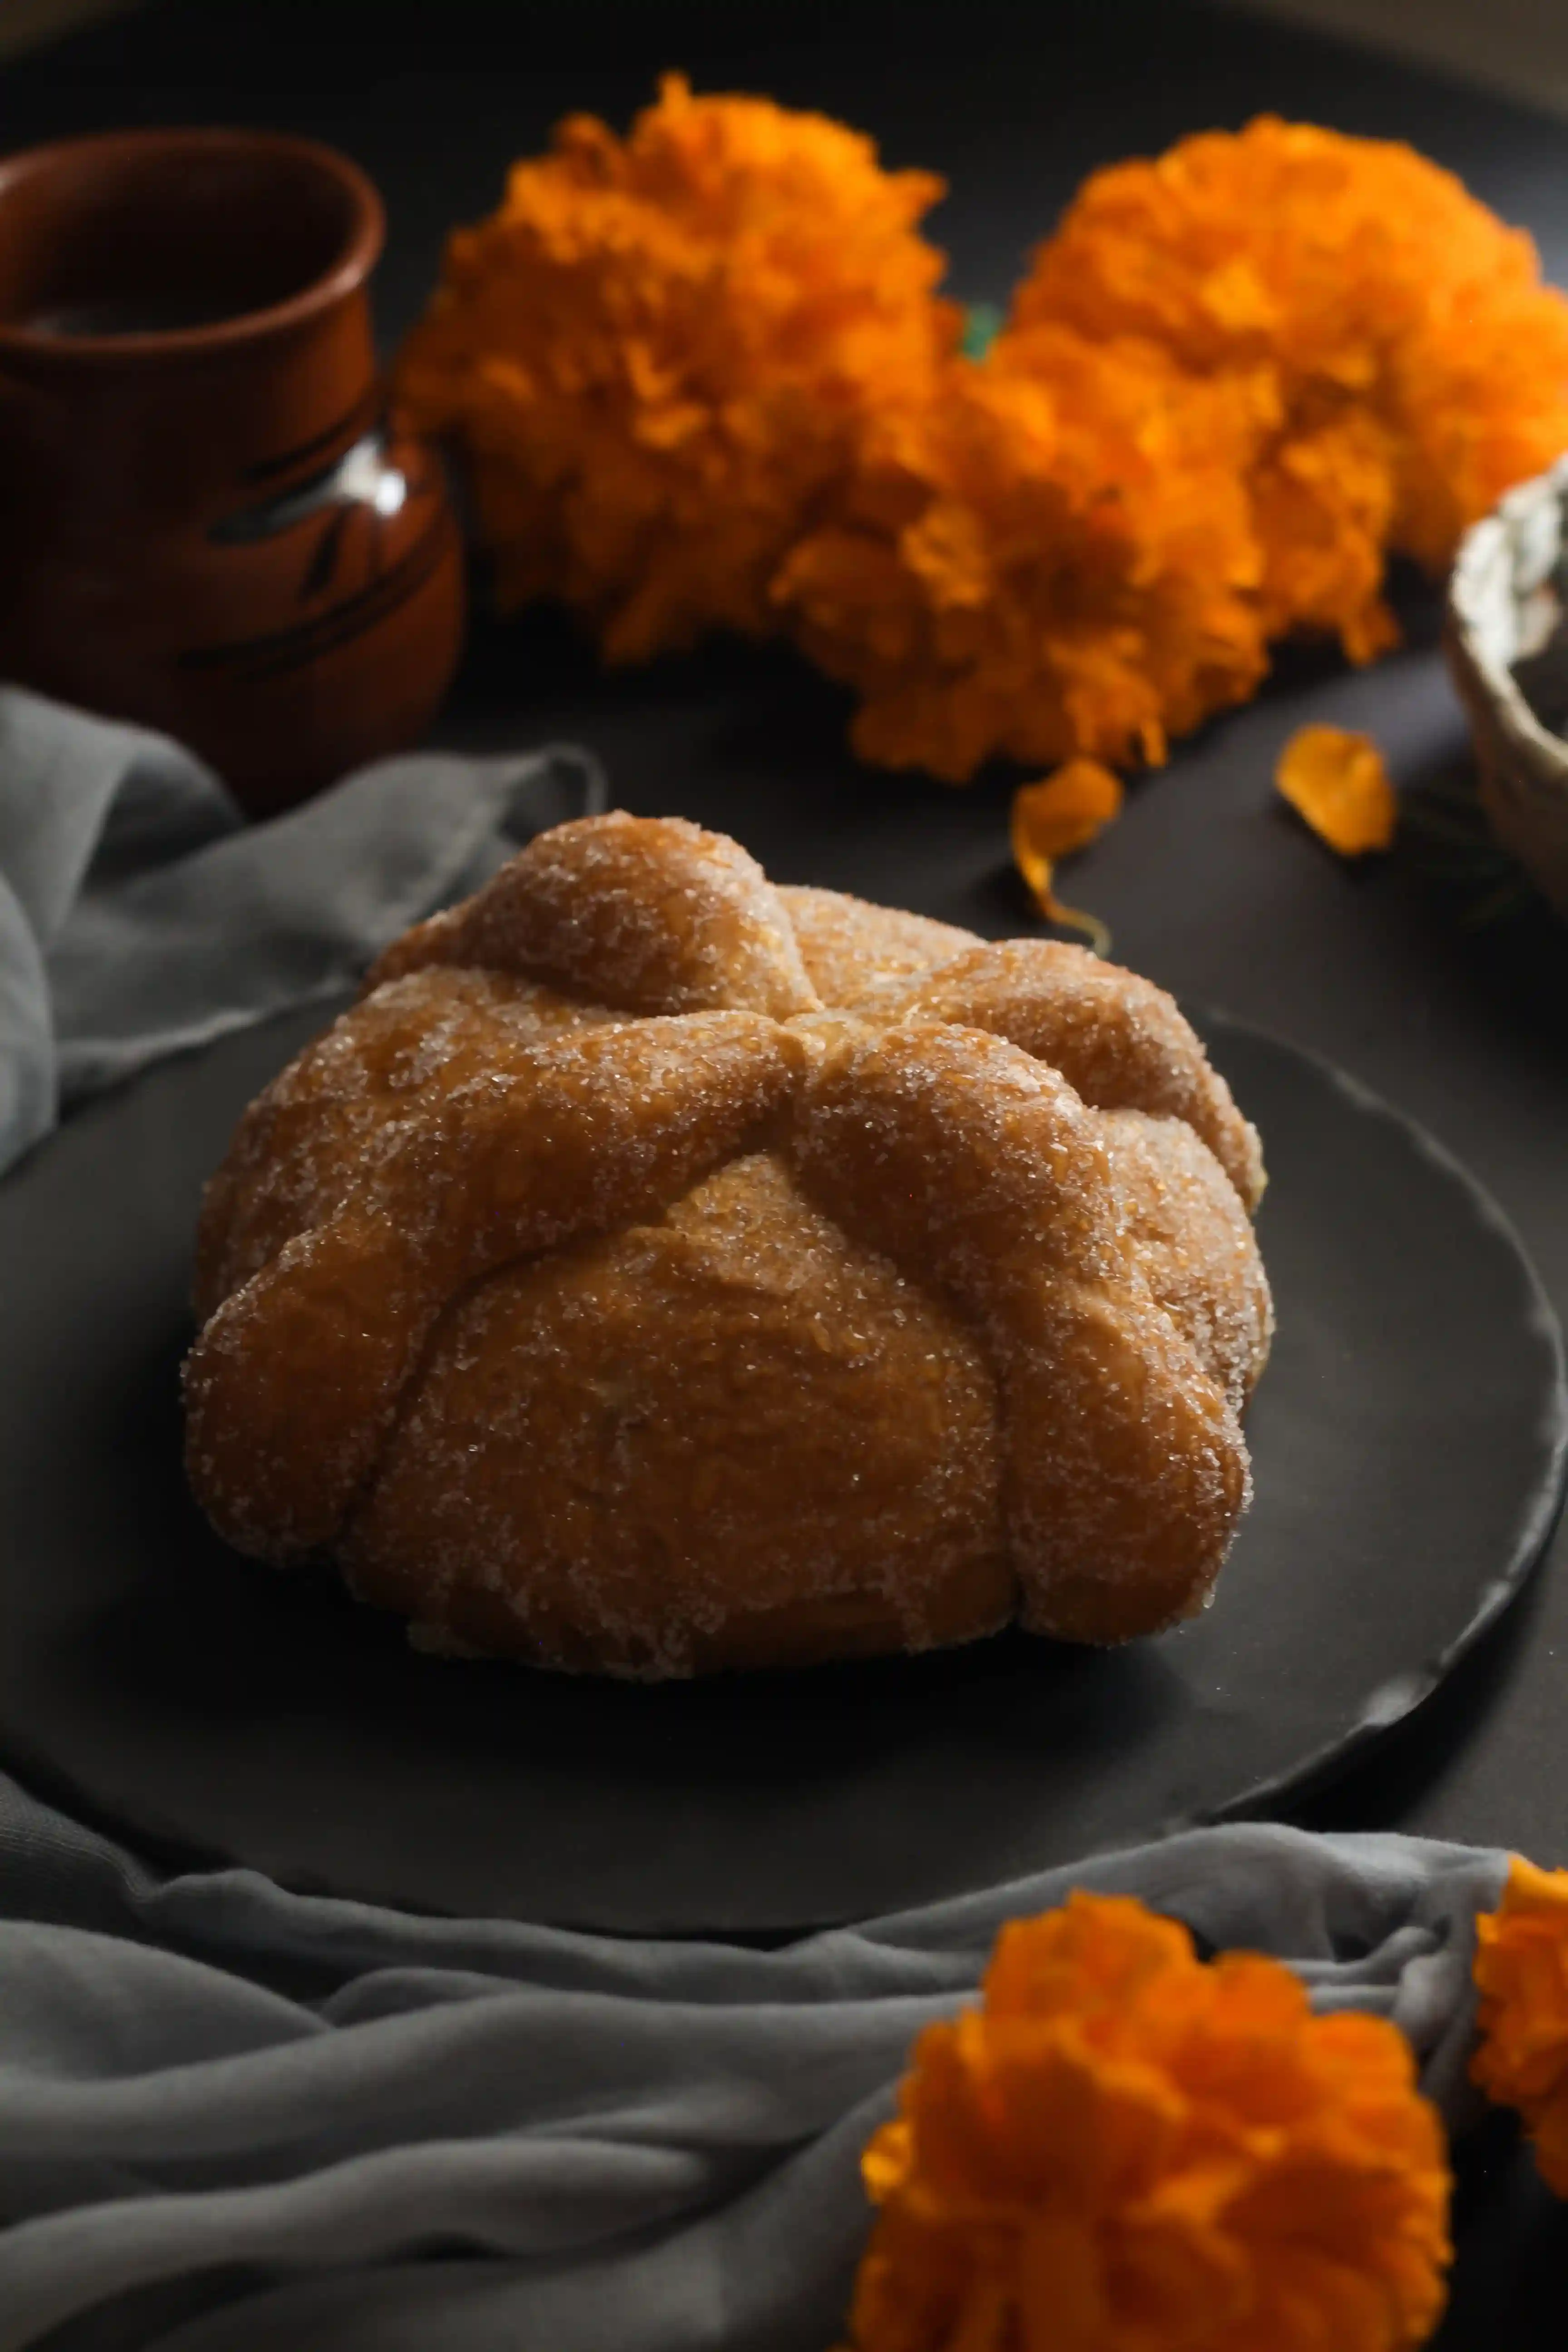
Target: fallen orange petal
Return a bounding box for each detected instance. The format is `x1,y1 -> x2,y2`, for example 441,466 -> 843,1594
1011,760 -> 1122,951
1013,758 -> 1124,868
1275,724 -> 1397,855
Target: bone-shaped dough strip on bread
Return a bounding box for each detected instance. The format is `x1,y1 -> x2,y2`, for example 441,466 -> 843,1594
862,940 -> 1264,1209
368,811 -> 820,1019
184,1013 -> 795,1561
787,1020 -> 1249,1640
192,966 -> 630,1322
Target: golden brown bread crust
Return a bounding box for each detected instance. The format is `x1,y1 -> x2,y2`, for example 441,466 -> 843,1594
186,812 -> 1273,1675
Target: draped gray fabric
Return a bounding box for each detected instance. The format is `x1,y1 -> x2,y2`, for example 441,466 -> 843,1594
0,686 -> 603,1177
0,686 -> 1509,2350
0,1774 -> 1507,2352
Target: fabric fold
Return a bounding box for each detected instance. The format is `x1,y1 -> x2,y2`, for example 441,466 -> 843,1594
0,686 -> 606,1173
0,1761 -> 1507,2352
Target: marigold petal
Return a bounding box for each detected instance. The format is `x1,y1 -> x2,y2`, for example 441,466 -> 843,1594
1013,760 -> 1124,867
1275,725 -> 1397,856
1009,763 -> 1122,950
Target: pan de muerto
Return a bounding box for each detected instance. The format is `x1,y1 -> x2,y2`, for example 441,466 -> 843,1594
185,813 -> 1272,1677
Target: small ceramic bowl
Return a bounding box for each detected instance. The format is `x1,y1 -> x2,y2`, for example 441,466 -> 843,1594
1445,455 -> 1568,920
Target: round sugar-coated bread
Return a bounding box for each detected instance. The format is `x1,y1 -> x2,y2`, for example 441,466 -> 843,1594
185,813 -> 1272,1676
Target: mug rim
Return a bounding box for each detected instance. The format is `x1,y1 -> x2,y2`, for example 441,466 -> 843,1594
0,125 -> 386,359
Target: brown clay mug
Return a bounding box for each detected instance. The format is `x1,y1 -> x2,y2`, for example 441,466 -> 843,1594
0,127 -> 466,815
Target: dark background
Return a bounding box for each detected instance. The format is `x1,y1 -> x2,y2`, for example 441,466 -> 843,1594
9,1 -> 1568,2341
11,0 -> 1568,337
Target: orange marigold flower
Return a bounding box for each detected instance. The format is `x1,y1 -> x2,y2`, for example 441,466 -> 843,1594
1275,725 -> 1397,856
838,1891 -> 1451,2352
394,74 -> 957,660
773,329 -> 1272,781
398,98 -> 1568,788
1472,1855 -> 1568,2195
1013,117 -> 1568,658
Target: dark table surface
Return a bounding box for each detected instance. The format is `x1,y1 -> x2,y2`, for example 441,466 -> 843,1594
9,0 -> 1568,2342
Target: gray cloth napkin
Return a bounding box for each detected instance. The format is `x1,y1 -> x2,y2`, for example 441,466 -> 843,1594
0,686 -> 605,1177
0,685 -> 1514,2352
0,1775 -> 1509,2352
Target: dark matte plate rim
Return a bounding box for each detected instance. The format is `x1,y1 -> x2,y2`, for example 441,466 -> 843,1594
1180,1011 -> 1568,1847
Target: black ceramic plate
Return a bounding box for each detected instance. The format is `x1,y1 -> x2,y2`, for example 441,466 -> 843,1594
1,1004 -> 1563,1933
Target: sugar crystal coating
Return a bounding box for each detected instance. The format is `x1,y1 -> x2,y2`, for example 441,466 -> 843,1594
185,813 -> 1274,1674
